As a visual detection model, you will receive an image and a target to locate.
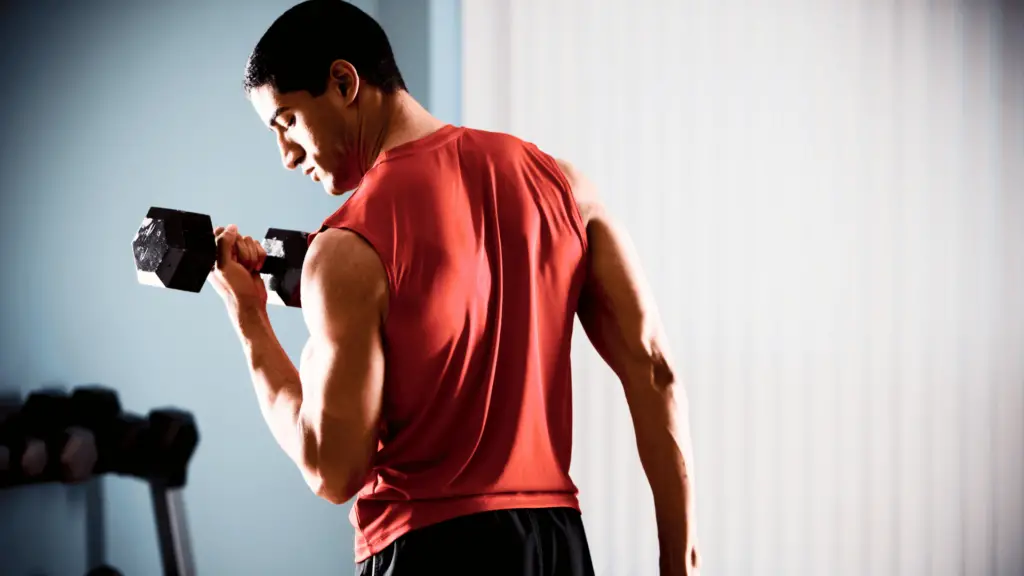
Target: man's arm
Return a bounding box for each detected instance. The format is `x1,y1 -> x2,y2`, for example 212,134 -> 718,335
233,228 -> 387,504
556,159 -> 699,575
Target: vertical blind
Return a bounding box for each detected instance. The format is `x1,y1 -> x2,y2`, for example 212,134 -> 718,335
463,2 -> 1024,575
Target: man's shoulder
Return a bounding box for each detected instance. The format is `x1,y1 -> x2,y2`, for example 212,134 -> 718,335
456,125 -> 539,156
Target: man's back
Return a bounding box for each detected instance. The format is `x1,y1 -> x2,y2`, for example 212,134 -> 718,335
312,124 -> 589,562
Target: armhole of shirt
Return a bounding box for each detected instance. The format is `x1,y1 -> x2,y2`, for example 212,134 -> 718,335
322,220 -> 398,308
531,146 -> 589,255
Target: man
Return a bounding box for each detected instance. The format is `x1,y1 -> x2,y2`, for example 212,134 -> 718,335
211,1 -> 700,574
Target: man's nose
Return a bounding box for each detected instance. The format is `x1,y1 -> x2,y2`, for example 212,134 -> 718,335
277,135 -> 304,171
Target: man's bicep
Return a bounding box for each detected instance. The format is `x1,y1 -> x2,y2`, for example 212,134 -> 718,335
301,229 -> 387,407
298,229 -> 388,459
577,213 -> 663,380
299,314 -> 384,422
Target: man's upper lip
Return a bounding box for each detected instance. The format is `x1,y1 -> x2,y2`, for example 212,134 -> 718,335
303,166 -> 314,176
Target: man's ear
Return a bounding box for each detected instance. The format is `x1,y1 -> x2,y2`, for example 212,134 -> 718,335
329,60 -> 359,104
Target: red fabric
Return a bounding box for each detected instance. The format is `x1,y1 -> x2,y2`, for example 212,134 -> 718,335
308,125 -> 589,563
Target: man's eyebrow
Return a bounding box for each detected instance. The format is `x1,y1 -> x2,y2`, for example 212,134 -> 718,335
268,106 -> 289,128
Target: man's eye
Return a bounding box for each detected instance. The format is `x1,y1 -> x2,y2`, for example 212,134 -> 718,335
286,116 -> 296,128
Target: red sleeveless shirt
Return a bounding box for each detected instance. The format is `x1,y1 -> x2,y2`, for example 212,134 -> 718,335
308,124 -> 589,562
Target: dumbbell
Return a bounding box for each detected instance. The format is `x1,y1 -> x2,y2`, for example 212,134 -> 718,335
0,396 -> 48,485
0,396 -> 19,479
21,389 -> 99,483
101,409 -> 199,484
69,386 -> 123,474
107,412 -> 152,478
144,408 -> 200,487
132,206 -> 309,307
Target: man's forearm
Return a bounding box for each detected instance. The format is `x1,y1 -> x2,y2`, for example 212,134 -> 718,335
233,306 -> 308,470
622,362 -> 697,573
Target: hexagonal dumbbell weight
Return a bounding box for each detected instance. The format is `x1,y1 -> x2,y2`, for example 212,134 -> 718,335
20,389 -> 99,484
131,207 -> 309,307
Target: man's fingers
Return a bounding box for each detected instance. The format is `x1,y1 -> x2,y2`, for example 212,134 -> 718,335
231,236 -> 264,272
215,225 -> 238,268
236,237 -> 249,267
255,238 -> 267,270
212,226 -> 267,272
240,238 -> 255,269
249,237 -> 267,271
248,237 -> 261,270
244,237 -> 256,268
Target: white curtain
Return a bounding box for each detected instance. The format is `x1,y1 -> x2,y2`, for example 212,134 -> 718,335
463,2 -> 1024,575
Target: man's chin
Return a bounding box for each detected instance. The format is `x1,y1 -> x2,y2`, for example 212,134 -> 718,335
320,176 -> 341,196
323,175 -> 360,197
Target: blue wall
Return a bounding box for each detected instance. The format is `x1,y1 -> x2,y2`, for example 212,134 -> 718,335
0,1 -> 460,574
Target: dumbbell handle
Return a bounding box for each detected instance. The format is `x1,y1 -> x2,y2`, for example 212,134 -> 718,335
199,226 -> 302,277
251,237 -> 293,277
207,235 -> 290,276
252,229 -> 306,307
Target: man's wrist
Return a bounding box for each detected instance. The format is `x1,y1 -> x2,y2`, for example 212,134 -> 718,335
231,303 -> 271,344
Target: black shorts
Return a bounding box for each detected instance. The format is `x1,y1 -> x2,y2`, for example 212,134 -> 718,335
356,507 -> 596,576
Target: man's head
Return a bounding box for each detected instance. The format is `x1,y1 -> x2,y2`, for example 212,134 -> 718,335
244,0 -> 406,195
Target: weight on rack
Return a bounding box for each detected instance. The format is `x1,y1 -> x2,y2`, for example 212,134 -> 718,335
21,389 -> 99,483
0,395 -> 48,484
70,385 -> 123,474
145,408 -> 200,488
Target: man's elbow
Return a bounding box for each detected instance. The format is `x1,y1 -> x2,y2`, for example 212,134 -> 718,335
297,409 -> 377,505
307,465 -> 367,505
314,481 -> 359,506
299,439 -> 370,505
620,336 -> 678,392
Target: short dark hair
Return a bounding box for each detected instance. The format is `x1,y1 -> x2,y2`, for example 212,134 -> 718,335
243,0 -> 406,97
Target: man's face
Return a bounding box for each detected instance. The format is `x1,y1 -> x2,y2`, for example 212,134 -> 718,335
250,78 -> 363,196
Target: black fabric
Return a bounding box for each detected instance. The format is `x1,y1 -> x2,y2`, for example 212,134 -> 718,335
355,507 -> 596,576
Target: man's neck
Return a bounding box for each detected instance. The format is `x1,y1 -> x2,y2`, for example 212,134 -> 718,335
367,91 -> 447,166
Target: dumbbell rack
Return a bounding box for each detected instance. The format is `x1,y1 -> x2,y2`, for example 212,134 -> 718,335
0,386 -> 200,576
150,479 -> 197,576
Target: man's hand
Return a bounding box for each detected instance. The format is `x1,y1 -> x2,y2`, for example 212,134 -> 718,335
211,224 -> 269,317
678,512 -> 700,576
658,501 -> 701,576
683,538 -> 701,576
